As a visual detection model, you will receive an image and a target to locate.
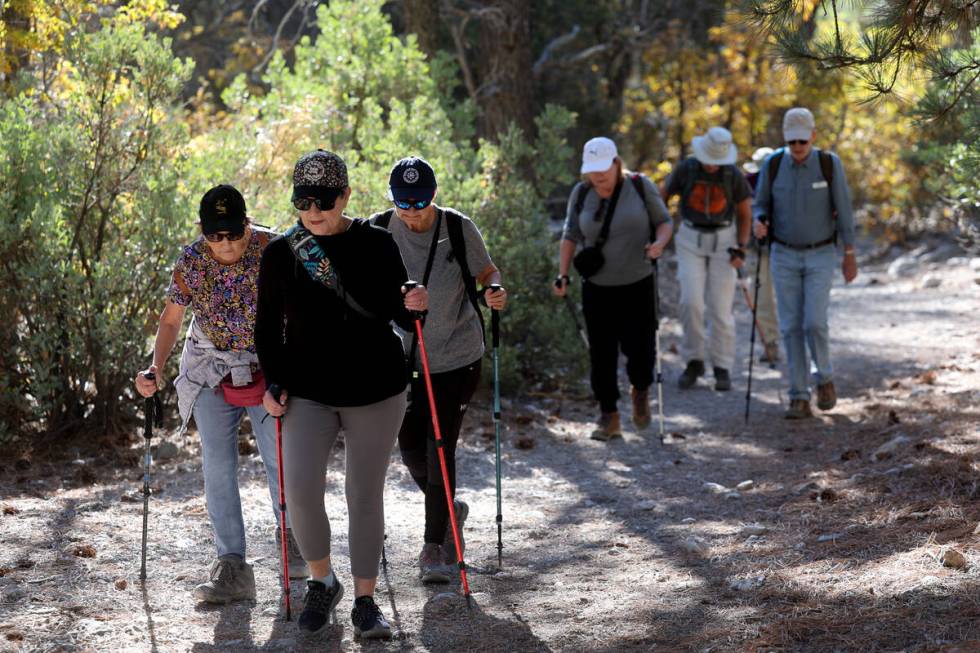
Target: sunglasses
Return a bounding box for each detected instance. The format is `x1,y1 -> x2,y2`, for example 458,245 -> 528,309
787,139 -> 810,146
204,230 -> 245,243
393,198 -> 432,211
292,196 -> 336,211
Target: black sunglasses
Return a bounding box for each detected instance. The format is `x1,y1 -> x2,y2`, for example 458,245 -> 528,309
787,139 -> 810,146
393,198 -> 431,210
204,230 -> 245,243
292,197 -> 336,211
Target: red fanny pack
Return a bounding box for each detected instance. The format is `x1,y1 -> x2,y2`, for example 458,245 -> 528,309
220,369 -> 266,407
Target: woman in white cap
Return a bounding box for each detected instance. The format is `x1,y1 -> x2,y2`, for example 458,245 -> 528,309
660,126 -> 753,392
553,137 -> 673,441
255,150 -> 428,639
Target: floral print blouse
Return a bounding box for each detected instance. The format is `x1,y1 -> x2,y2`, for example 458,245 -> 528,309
167,227 -> 275,352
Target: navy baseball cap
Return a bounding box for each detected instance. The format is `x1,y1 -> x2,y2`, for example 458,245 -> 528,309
387,157 -> 437,203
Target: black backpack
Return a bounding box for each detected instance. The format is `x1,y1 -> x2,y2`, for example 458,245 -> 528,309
373,207 -> 485,339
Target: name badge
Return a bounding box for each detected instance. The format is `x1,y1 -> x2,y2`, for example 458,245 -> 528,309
812,180 -> 828,189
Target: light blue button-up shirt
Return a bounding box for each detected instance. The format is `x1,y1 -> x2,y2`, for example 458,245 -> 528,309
752,147 -> 856,247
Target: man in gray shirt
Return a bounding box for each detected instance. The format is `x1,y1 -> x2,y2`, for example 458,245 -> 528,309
753,107 -> 859,419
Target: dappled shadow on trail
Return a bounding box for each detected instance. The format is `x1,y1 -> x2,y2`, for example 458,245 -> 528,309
418,593 -> 552,653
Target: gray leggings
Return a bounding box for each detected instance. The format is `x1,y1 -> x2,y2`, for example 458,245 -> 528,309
282,392 -> 406,579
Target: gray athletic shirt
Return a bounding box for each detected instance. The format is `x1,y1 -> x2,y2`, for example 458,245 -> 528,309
562,174 -> 672,287
370,208 -> 493,374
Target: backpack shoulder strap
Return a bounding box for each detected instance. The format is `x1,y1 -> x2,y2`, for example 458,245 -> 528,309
722,165 -> 735,213
444,209 -> 485,340
629,173 -> 654,237
573,181 -> 591,216
818,149 -> 837,218
681,157 -> 699,201
373,209 -> 394,230
766,150 -> 785,223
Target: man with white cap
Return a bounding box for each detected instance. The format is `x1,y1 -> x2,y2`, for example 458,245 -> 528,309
752,107 -> 858,419
660,126 -> 753,392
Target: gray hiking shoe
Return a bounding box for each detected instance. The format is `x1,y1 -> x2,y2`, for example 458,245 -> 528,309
192,555 -> 256,604
419,543 -> 452,583
443,499 -> 468,564
275,528 -> 310,579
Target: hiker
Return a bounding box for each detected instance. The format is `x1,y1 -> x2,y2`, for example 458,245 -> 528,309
743,146 -> 780,363
369,156 -> 506,583
133,184 -> 306,604
553,136 -> 672,441
660,126 -> 753,391
752,107 -> 858,419
254,149 -> 427,639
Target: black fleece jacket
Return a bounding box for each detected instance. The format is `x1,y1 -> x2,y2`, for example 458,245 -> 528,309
255,218 -> 413,407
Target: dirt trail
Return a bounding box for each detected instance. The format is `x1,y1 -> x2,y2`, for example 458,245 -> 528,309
2,249 -> 979,652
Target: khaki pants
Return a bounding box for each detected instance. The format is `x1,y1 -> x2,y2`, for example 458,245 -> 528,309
675,223 -> 737,371
755,246 -> 779,352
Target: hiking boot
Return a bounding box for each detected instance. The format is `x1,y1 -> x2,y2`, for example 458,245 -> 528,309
630,386 -> 651,428
785,399 -> 813,420
419,543 -> 452,584
275,527 -> 310,579
678,360 -> 705,389
351,595 -> 392,640
760,342 -> 780,364
298,577 -> 344,634
590,412 -> 622,441
443,499 -> 468,564
713,367 -> 732,391
816,381 -> 837,411
192,555 -> 256,604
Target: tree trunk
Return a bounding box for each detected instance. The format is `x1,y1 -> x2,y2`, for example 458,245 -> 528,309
475,0 -> 535,141
404,0 -> 441,61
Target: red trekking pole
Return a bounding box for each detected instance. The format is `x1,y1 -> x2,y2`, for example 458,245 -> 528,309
404,282 -> 472,604
268,384 -> 291,621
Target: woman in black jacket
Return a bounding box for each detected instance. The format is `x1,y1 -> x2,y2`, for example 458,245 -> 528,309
255,150 -> 427,640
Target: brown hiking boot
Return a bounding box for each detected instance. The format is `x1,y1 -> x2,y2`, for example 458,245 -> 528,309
760,342 -> 780,364
816,381 -> 837,411
631,387 -> 651,428
785,399 -> 813,420
192,555 -> 256,604
590,412 -> 622,441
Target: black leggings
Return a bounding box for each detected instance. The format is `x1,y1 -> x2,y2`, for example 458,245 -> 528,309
398,359 -> 482,544
582,275 -> 656,413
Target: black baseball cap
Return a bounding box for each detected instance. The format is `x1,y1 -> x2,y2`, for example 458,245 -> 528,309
199,185 -> 247,235
388,156 -> 437,203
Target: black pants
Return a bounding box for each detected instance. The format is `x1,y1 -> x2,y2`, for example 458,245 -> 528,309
398,358 -> 482,544
582,275 -> 656,413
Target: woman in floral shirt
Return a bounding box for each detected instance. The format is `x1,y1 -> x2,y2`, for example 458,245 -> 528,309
134,185 -> 306,604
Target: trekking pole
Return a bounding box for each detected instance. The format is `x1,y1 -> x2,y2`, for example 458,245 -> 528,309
404,281 -> 472,605
139,373 -> 163,582
651,261 -> 665,445
268,383 -> 291,621
745,225 -> 769,424
489,284 -> 504,569
736,266 -> 776,370
555,278 -> 589,349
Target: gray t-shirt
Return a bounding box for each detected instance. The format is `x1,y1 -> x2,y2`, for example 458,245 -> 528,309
370,208 -> 494,374
561,174 -> 672,287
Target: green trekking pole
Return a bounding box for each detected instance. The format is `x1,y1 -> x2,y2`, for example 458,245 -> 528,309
489,284 -> 504,569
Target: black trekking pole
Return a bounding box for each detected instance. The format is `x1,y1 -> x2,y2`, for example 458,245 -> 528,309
745,223 -> 769,424
404,282 -> 473,606
651,261 -> 665,445
489,284 -> 504,569
268,383 -> 291,621
139,373 -> 163,582
555,277 -> 589,349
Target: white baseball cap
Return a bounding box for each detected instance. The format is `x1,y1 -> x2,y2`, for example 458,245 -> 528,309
692,126 -> 737,166
743,146 -> 775,174
783,107 -> 816,142
580,137 -> 618,174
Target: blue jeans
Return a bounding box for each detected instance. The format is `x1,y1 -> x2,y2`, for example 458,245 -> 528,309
192,387 -> 284,559
771,243 -> 835,401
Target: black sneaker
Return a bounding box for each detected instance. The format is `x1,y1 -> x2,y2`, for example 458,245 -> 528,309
351,595 -> 392,640
678,360 -> 705,389
298,577 -> 344,634
714,367 -> 732,391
